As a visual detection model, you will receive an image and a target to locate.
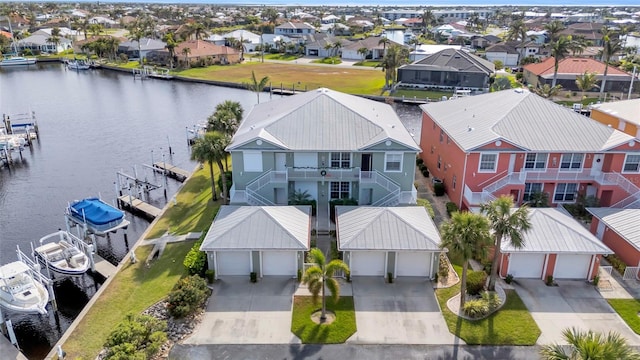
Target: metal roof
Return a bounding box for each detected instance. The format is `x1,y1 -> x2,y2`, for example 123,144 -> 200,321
501,208 -> 612,254
228,88 -> 420,152
587,208 -> 640,252
591,99 -> 640,127
336,206 -> 441,251
200,206 -> 310,251
408,48 -> 495,75
420,89 -> 637,152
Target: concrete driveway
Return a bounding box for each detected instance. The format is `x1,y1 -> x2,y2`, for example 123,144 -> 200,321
184,276 -> 300,345
347,277 -> 461,345
514,279 -> 640,345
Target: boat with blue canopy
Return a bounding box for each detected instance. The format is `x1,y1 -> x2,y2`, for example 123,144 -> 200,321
65,197 -> 130,236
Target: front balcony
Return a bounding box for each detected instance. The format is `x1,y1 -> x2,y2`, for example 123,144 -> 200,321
287,167 -> 361,181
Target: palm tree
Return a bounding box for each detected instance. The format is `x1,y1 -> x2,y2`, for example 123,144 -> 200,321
534,83 -> 563,98
332,40 -> 342,57
600,27 -> 623,99
163,32 -> 177,69
263,7 -> 279,31
407,37 -> 420,54
357,47 -> 368,61
208,100 -> 244,136
480,195 -> 532,291
46,35 -> 60,54
506,20 -> 527,42
181,47 -> 191,68
422,9 -> 437,36
127,18 -> 154,66
440,211 -> 492,310
378,37 -> 390,54
302,248 -> 350,322
190,132 -> 219,202
245,70 -> 269,103
575,71 -> 599,99
540,327 -> 640,360
550,36 -> 571,87
377,44 -> 410,90
187,22 -> 209,40
88,23 -> 103,37
568,35 -> 590,56
543,20 -> 565,42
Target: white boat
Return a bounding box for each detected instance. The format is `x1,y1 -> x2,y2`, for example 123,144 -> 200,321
67,60 -> 90,71
34,231 -> 90,277
0,56 -> 36,67
0,261 -> 49,314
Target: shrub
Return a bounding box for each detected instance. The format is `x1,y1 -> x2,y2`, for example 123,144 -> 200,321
445,202 -> 458,216
418,163 -> 426,171
607,254 -> 627,275
438,253 -> 449,279
297,268 -> 302,282
205,269 -> 215,284
416,158 -> 424,166
416,198 -> 435,219
104,313 -> 167,360
387,272 -> 394,283
250,272 -> 257,283
481,291 -> 502,311
593,275 -> 600,287
515,72 -> 523,81
493,59 -> 504,70
167,275 -> 210,318
183,237 -> 207,276
546,275 -> 554,286
422,169 -> 430,178
466,270 -> 487,296
433,182 -> 445,196
505,274 -> 514,284
463,299 -> 489,318
330,240 -> 342,260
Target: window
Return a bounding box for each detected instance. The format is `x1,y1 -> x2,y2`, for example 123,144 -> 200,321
385,153 -> 402,172
560,153 -> 583,170
243,151 -> 263,172
330,182 -> 350,199
330,152 -> 351,168
554,183 -> 578,202
452,175 -> 457,190
524,153 -> 547,170
523,183 -> 543,202
440,129 -> 444,143
479,153 -> 498,172
623,154 -> 640,173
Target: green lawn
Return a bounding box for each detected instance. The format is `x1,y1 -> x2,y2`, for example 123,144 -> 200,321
291,296 -> 357,343
607,299 -> 640,334
253,53 -> 300,61
353,60 -> 381,67
311,57 -> 342,65
435,264 -> 541,345
61,241 -> 195,359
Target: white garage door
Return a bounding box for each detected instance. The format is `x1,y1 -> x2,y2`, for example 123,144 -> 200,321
262,251 -> 296,276
351,252 -> 385,276
396,252 -> 432,277
509,254 -> 545,279
554,254 -> 592,279
216,251 -> 251,276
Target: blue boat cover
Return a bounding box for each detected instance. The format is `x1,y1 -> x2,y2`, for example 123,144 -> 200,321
70,198 -> 124,225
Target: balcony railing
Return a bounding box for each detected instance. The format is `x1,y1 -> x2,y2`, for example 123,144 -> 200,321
287,167 -> 360,181
520,168 -> 600,182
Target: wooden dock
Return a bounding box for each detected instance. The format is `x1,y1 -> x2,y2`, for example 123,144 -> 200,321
152,162 -> 190,182
117,195 -> 162,220
93,254 -> 117,278
0,333 -> 28,360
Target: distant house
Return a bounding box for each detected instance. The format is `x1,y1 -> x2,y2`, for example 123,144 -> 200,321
15,33 -> 72,54
523,57 -> 633,92
341,36 -> 401,60
302,33 -> 350,58
221,29 -> 261,52
409,44 -> 462,62
88,16 -> 117,28
397,48 -> 495,91
560,22 -> 604,46
147,40 -> 240,67
470,35 -> 500,49
590,99 -> 640,139
485,42 -> 520,67
275,22 -> 315,37
118,38 -> 166,60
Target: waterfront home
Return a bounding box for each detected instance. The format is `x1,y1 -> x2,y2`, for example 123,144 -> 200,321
559,22 -> 604,47
397,48 -> 495,91
275,21 -> 316,37
341,36 -> 401,60
419,89 -> 640,210
485,41 -> 547,67
302,33 -> 351,58
225,88 -> 420,231
118,38 -> 166,61
147,40 -> 240,66
15,33 -> 72,54
590,99 -> 640,139
523,57 -> 634,92
221,29 -> 261,52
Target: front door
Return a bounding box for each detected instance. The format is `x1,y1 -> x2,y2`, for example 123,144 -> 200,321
361,153 -> 372,172
590,154 -> 604,176
275,153 -> 287,171
508,154 -> 516,174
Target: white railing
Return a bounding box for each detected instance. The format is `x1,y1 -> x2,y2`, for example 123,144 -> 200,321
372,188 -> 401,207
523,168 -> 597,182
484,173 -> 523,194
371,170 -> 401,194
613,193 -> 640,209
476,170 -> 509,189
623,266 -> 640,281
246,189 -> 275,206
289,167 -> 360,181
398,187 -> 418,204
246,169 -> 277,193
600,172 -> 640,195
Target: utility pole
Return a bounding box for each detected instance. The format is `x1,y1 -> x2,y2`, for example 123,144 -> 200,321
628,65 -> 637,100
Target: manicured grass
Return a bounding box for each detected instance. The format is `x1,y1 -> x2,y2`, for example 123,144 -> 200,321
291,296 -> 357,343
61,241 -> 195,359
435,264 -> 541,345
607,299 -> 640,335
311,57 -> 342,65
146,164 -> 221,239
353,60 -> 380,67
253,53 -> 300,61
175,62 -> 385,95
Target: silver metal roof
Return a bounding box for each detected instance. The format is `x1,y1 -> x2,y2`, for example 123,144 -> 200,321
587,208 -> 640,251
591,99 -> 640,126
200,206 -> 310,251
336,206 -> 441,251
501,208 -> 612,254
420,89 -> 636,152
227,88 -> 420,152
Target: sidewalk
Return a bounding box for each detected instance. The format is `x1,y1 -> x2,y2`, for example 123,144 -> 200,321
414,168 -> 451,227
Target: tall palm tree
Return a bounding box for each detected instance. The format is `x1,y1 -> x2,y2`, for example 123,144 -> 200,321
190,132 -> 219,202
46,35 -> 61,54
332,40 -> 342,57
357,47 -> 368,61
440,211 -> 492,310
575,71 -> 599,99
377,44 -> 410,90
568,35 -> 590,56
181,47 -> 191,68
506,19 -> 527,42
245,70 -> 269,103
480,195 -> 531,291
208,100 -> 244,136
187,22 -> 209,41
302,248 -> 350,322
163,32 -> 177,69
550,36 -> 571,87
543,20 -> 565,42
378,37 -> 390,54
422,9 -> 437,37
600,27 -> 623,99
263,7 -> 279,31
127,17 -> 154,66
540,327 -> 640,360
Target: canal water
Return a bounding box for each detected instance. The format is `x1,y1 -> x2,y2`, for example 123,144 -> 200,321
0,63 -> 422,359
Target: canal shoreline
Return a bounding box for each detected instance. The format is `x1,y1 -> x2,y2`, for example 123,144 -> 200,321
43,164 -> 201,360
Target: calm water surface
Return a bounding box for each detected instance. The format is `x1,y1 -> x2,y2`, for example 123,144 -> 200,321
0,63 -> 421,359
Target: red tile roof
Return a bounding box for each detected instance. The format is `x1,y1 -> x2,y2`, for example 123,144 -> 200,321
0,30 -> 12,39
524,57 -> 630,76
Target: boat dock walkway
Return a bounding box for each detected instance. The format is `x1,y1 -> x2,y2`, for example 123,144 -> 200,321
0,333 -> 28,360
93,254 -> 117,278
151,162 -> 190,182
117,195 -> 162,220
